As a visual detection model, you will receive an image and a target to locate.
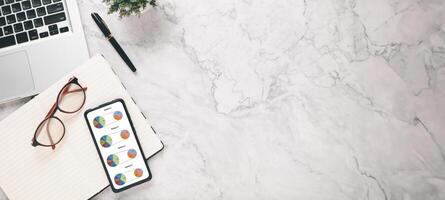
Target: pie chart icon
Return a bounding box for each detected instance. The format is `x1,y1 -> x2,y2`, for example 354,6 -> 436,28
100,135 -> 112,148
93,116 -> 105,129
134,168 -> 143,177
113,111 -> 123,121
120,130 -> 130,139
114,173 -> 126,186
127,149 -> 137,159
107,154 -> 119,167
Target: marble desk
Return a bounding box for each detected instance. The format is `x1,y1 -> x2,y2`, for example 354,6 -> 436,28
1,0 -> 445,199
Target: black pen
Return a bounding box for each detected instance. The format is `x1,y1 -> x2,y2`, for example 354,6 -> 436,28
91,12 -> 137,72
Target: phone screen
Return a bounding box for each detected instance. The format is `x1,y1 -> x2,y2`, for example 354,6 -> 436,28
85,99 -> 150,192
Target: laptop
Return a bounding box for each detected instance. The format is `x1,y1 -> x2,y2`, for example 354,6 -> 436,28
0,0 -> 89,103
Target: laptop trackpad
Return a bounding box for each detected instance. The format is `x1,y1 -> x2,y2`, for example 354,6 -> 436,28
0,51 -> 35,101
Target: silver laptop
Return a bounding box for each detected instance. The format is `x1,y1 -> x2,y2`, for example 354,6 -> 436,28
0,0 -> 89,103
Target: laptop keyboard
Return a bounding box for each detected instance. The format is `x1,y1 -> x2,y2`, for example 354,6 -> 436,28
0,0 -> 70,49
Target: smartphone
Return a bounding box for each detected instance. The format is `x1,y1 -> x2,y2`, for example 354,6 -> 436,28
84,98 -> 151,193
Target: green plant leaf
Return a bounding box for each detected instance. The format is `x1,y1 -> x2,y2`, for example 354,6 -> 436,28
103,0 -> 157,17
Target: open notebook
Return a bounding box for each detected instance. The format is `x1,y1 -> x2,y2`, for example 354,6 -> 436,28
0,55 -> 164,200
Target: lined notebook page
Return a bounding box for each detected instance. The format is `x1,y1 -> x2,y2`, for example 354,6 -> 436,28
0,55 -> 163,200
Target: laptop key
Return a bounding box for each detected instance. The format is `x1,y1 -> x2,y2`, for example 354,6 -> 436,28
28,29 -> 37,40
3,24 -> 12,34
33,17 -> 42,27
46,2 -> 62,14
43,11 -> 64,25
36,6 -> 44,16
48,23 -> 55,30
23,19 -> 32,29
25,9 -> 35,18
16,11 -> 25,21
2,5 -> 12,15
6,14 -> 15,24
0,35 -> 15,48
41,0 -> 49,5
15,31 -> 27,43
30,0 -> 39,7
21,0 -> 30,9
48,23 -> 57,35
13,22 -> 23,32
11,2 -> 20,12
5,0 -> 13,4
59,26 -> 67,33
0,17 -> 5,26
0,0 -> 4,6
39,31 -> 47,37
0,28 -> 3,37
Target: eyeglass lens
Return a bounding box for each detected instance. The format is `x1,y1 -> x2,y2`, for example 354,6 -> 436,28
36,117 -> 65,146
57,83 -> 86,113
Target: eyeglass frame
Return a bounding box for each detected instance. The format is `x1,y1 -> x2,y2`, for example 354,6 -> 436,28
31,77 -> 88,149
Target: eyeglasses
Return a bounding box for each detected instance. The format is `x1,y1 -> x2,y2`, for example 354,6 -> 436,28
32,77 -> 87,149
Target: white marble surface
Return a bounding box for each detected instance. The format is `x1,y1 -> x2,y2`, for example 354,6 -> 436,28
2,0 -> 445,199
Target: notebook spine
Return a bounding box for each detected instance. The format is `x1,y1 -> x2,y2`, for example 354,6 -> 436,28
130,96 -> 144,119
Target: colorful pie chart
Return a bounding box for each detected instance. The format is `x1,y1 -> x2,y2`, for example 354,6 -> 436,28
127,149 -> 137,159
120,130 -> 130,139
100,135 -> 112,148
114,173 -> 126,186
107,154 -> 119,167
134,168 -> 143,177
93,116 -> 105,129
113,111 -> 123,121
